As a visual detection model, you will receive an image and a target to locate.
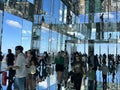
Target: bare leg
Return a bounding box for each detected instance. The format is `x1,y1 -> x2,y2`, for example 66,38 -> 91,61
57,71 -> 63,83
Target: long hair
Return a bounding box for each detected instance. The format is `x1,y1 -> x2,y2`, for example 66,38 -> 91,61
29,50 -> 38,66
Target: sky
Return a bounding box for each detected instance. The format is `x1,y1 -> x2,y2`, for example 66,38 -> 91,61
1,11 -> 32,54
1,0 -> 120,55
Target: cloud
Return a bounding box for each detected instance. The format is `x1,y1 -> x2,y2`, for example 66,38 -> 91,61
22,37 -> 29,40
22,30 -> 27,34
67,31 -> 75,35
49,37 -> 56,42
27,31 -> 31,34
67,31 -> 85,39
22,29 -> 31,35
6,19 -> 22,28
59,9 -> 62,15
59,9 -> 63,22
41,26 -> 49,33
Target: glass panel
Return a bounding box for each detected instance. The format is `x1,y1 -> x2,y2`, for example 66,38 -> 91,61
57,32 -> 61,51
4,1 -> 34,21
51,30 -> 58,53
77,44 -> 85,54
28,0 -> 34,4
0,10 -> 3,50
53,0 -> 61,24
42,0 -> 51,24
117,43 -> 120,54
94,43 -> 100,55
2,12 -> 23,53
109,44 -> 116,55
21,19 -> 32,51
100,43 -> 108,55
40,27 -> 49,53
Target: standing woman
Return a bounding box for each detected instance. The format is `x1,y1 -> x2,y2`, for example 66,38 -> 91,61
55,51 -> 64,90
25,50 -> 32,90
26,49 -> 38,90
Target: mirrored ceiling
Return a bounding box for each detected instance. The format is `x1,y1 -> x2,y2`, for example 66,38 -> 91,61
62,0 -> 120,15
1,0 -> 120,43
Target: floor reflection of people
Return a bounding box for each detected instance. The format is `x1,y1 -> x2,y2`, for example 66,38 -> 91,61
101,61 -> 109,90
88,51 -> 100,90
87,64 -> 95,90
116,61 -> 120,83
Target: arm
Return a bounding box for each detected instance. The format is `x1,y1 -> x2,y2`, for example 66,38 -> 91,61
8,65 -> 19,70
6,56 -> 8,64
8,54 -> 23,70
82,66 -> 86,74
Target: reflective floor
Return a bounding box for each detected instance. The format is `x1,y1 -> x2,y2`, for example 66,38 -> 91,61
1,60 -> 120,90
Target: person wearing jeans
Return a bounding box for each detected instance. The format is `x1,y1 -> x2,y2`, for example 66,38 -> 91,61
8,46 -> 27,90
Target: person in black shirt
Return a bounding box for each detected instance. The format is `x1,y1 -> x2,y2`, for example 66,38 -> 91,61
6,49 -> 15,90
6,49 -> 15,66
72,52 -> 85,90
0,51 -> 3,71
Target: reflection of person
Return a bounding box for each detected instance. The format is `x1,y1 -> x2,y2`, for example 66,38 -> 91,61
88,51 -> 100,90
72,52 -> 85,90
55,51 -> 64,90
63,52 -> 69,87
6,49 -> 15,66
101,61 -> 109,87
26,49 -> 38,90
116,60 -> 120,83
87,64 -> 95,90
25,50 -> 32,90
82,55 -> 87,85
6,49 -> 15,90
8,46 -> 27,90
111,55 -> 116,83
0,51 -> 3,71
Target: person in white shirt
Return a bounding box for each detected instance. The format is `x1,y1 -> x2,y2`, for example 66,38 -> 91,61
8,45 -> 27,90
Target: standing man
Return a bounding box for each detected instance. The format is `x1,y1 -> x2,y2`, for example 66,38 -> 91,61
6,49 -> 15,90
6,49 -> 15,66
8,46 -> 27,90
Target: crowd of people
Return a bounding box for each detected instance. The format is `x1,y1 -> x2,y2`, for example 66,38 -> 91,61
0,46 -> 54,90
0,46 -> 120,90
67,51 -> 120,90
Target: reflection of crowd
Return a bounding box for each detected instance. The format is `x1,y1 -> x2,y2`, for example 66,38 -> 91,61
67,51 -> 120,90
1,47 -> 120,90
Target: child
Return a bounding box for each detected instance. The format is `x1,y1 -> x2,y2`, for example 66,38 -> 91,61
87,64 -> 95,90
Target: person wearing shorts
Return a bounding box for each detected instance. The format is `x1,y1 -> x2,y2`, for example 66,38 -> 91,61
55,51 -> 64,90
